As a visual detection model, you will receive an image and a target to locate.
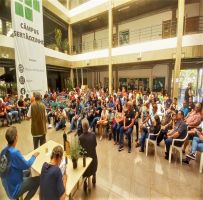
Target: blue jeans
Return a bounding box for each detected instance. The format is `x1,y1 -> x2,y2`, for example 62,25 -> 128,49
91,117 -> 100,132
119,126 -> 133,149
191,136 -> 203,153
113,123 -> 121,142
8,110 -> 19,122
140,127 -> 157,151
55,119 -> 66,131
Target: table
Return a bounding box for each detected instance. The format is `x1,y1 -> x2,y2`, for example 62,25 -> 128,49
25,140 -> 92,199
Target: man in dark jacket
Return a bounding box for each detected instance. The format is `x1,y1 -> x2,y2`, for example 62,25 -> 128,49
79,119 -> 98,189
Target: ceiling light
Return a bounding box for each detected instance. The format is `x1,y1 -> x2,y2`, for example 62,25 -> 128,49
118,6 -> 130,12
89,17 -> 97,22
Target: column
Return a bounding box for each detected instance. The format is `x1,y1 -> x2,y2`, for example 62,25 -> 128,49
76,68 -> 79,86
66,0 -> 69,10
70,68 -> 74,88
2,20 -> 7,35
81,68 -> 84,86
172,0 -> 185,98
114,68 -> 118,91
108,0 -> 113,94
68,24 -> 73,54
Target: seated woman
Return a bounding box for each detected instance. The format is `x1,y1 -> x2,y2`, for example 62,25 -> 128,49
97,106 -> 109,141
79,120 -> 98,189
139,115 -> 161,152
112,100 -> 124,145
183,125 -> 203,164
40,145 -> 67,200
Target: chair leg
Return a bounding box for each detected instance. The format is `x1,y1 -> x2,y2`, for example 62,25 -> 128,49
180,151 -> 183,165
154,143 -> 157,157
200,153 -> 203,173
169,147 -> 172,163
146,139 -> 149,156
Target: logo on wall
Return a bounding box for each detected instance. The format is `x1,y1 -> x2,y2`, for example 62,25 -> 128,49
18,64 -> 24,73
15,0 -> 40,22
20,88 -> 26,95
19,76 -> 25,85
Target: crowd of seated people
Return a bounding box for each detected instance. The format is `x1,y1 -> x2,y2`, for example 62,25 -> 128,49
0,84 -> 203,200
0,94 -> 30,126
0,85 -> 202,160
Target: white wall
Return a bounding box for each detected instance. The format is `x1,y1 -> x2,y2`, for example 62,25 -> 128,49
81,3 -> 202,52
82,10 -> 173,52
95,29 -> 108,49
118,11 -> 172,44
82,32 -> 94,52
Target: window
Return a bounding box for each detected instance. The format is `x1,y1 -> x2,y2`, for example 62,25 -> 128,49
119,30 -> 129,45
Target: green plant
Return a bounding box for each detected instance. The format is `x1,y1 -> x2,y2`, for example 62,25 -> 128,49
70,136 -> 82,161
65,78 -> 73,91
48,43 -> 57,50
55,28 -> 62,49
62,39 -> 69,52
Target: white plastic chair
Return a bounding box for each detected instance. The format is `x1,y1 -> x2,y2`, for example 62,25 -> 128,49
169,132 -> 188,165
146,130 -> 161,156
200,152 -> 203,173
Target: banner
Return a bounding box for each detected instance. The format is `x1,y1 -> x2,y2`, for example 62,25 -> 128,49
11,0 -> 47,96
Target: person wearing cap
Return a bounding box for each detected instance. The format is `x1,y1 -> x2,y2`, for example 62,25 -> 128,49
27,92 -> 47,149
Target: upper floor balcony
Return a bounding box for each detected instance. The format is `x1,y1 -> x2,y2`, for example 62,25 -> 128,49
71,16 -> 203,54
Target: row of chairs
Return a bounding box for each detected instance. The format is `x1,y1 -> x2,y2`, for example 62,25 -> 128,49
145,128 -> 203,173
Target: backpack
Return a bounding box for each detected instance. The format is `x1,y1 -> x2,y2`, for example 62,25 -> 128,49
0,148 -> 11,178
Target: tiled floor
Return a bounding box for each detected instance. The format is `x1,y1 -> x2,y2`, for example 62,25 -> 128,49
0,121 -> 202,200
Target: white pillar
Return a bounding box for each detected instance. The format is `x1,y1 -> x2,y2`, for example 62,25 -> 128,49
81,68 -> 84,86
108,0 -> 113,94
173,0 -> 185,98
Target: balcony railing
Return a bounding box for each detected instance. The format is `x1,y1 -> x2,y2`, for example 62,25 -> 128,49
0,16 -> 203,55
71,16 -> 203,54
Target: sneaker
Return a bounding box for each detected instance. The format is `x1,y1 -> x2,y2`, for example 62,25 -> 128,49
48,124 -> 52,129
186,153 -> 196,160
118,145 -> 124,152
165,155 -> 169,160
139,148 -> 144,152
128,148 -> 131,153
182,159 -> 190,165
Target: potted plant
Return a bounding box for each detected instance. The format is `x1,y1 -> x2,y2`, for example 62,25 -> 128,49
62,39 -> 69,54
70,136 -> 81,169
55,28 -> 62,51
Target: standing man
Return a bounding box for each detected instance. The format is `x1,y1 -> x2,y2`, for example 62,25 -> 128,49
27,92 -> 47,149
185,83 -> 193,103
0,126 -> 40,200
